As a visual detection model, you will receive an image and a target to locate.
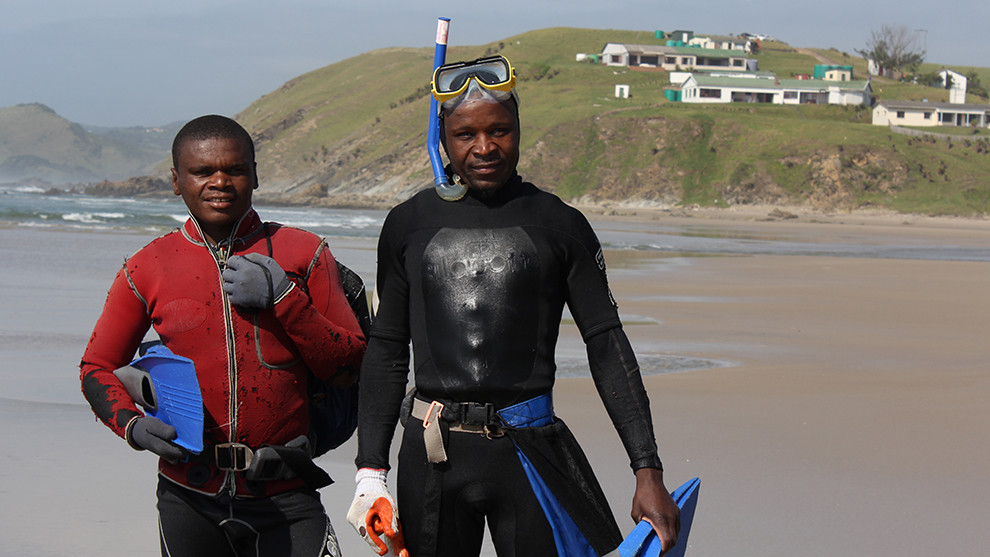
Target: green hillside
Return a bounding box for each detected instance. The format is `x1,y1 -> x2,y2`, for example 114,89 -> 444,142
6,27 -> 986,216
230,27 -> 989,216
0,103 -> 174,184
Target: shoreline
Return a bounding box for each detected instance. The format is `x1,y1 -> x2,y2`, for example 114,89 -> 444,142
10,178 -> 989,229
577,201 -> 990,230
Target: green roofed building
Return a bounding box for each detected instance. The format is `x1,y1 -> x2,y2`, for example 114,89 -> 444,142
813,64 -> 854,81
677,73 -> 871,106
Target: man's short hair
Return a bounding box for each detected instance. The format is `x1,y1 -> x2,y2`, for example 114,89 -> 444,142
171,115 -> 255,169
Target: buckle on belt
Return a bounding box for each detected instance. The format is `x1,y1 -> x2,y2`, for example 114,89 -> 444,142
422,401 -> 444,429
460,402 -> 496,425
214,443 -> 254,472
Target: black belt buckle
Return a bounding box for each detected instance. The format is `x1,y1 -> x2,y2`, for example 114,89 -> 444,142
461,402 -> 496,426
214,443 -> 253,472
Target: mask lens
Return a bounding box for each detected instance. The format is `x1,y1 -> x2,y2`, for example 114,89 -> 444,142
443,72 -> 468,92
445,69 -> 501,92
472,69 -> 502,85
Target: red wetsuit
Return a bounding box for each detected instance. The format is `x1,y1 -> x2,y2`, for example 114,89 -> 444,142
81,209 -> 365,497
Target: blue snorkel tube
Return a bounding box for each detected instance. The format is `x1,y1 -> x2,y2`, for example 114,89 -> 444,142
429,17 -> 467,201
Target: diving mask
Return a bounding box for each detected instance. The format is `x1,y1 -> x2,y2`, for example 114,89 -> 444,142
432,55 -> 518,109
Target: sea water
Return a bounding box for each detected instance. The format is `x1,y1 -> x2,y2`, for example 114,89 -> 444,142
3,184 -> 985,261
0,184 -> 385,241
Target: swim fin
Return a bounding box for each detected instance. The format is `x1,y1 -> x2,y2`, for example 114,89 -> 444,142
610,477 -> 700,557
127,343 -> 204,454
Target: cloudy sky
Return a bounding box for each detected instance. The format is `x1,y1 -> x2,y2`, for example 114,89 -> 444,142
1,0 -> 985,127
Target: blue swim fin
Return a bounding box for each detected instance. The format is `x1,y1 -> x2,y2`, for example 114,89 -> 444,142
129,344 -> 204,454
614,477 -> 700,557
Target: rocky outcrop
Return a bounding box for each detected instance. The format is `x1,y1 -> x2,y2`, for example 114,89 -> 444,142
84,176 -> 172,197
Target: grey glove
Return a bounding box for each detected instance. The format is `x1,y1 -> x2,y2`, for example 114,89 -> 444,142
222,253 -> 292,309
128,416 -> 187,463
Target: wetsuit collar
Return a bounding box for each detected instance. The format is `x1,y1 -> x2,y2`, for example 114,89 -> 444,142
464,172 -> 523,206
182,207 -> 262,248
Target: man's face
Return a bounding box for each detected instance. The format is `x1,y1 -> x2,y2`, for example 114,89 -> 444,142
171,136 -> 258,244
442,99 -> 520,194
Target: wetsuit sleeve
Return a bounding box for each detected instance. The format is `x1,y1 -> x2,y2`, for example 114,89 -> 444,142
563,210 -> 662,470
79,265 -> 150,438
273,242 -> 366,379
355,210 -> 411,470
355,337 -> 410,470
586,327 -> 663,471
561,210 -> 623,340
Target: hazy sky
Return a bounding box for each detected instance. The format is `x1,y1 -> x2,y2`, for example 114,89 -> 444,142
1,0 -> 985,127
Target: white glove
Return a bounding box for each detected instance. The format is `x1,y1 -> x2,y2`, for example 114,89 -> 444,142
346,468 -> 408,557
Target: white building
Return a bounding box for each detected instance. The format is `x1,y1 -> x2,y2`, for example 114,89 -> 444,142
872,100 -> 990,128
679,74 -> 871,106
601,43 -> 753,72
669,69 -> 776,87
687,34 -> 749,52
937,69 -> 968,104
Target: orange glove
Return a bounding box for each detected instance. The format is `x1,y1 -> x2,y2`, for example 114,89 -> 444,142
366,497 -> 408,556
347,468 -> 409,557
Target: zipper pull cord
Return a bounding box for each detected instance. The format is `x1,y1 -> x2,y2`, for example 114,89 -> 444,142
217,244 -> 229,270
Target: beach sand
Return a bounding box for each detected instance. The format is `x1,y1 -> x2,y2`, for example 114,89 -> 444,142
1,210 -> 988,556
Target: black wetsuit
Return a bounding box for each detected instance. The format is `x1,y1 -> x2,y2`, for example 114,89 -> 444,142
356,175 -> 662,556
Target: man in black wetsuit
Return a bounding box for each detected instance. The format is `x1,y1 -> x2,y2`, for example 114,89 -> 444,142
346,55 -> 680,557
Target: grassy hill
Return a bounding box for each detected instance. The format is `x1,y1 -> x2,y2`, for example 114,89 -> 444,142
0,103 -> 176,184
229,27 -> 989,216
6,27 -> 987,216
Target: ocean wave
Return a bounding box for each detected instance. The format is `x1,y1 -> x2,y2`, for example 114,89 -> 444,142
9,185 -> 47,193
62,212 -> 127,223
259,208 -> 383,232
282,216 -> 380,229
1,191 -> 388,239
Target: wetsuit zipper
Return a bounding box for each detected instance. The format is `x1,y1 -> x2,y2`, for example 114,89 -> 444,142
216,242 -> 240,497
189,209 -> 252,497
198,223 -> 239,497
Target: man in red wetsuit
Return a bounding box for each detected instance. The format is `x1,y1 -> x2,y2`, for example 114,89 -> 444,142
80,115 -> 365,557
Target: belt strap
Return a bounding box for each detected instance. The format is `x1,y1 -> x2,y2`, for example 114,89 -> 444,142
409,393 -> 554,464
190,442 -> 255,471
497,392 -> 554,428
265,442 -> 332,490
191,436 -> 332,489
410,398 -> 496,464
418,400 -> 447,464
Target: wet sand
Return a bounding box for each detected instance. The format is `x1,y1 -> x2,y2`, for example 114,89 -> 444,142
567,208 -> 990,556
1,210 -> 988,556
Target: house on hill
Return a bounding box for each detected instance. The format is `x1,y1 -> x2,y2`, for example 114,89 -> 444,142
813,65 -> 854,81
601,43 -> 754,71
678,73 -> 872,106
937,69 -> 968,104
601,43 -> 665,68
666,30 -> 694,43
872,100 -> 990,128
669,70 -> 777,87
667,46 -> 754,71
688,34 -> 749,52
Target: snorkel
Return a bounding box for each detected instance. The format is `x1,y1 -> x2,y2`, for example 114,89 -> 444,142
428,17 -> 467,201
